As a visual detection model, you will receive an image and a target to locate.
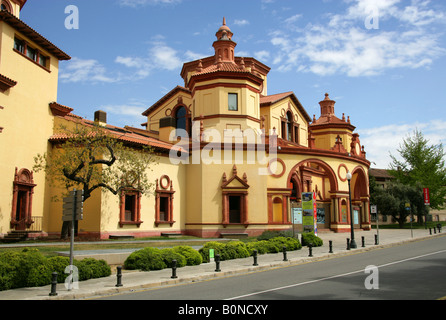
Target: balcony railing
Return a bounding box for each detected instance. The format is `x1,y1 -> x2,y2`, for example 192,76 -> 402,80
15,216 -> 43,232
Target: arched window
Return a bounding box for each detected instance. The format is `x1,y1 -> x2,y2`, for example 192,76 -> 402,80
286,111 -> 293,141
281,110 -> 299,144
174,106 -> 190,137
1,1 -> 12,14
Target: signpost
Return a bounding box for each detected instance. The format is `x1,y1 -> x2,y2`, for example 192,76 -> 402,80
62,189 -> 83,290
302,192 -> 317,235
371,205 -> 378,243
405,202 -> 413,238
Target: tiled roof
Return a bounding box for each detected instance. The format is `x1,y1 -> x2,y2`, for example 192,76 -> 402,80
49,114 -> 186,153
193,61 -> 252,76
260,92 -> 294,105
0,10 -> 70,61
142,85 -> 191,117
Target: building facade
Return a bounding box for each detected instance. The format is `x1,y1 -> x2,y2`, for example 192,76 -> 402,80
0,4 -> 371,240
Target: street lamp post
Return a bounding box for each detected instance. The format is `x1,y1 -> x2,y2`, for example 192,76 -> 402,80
346,172 -> 357,249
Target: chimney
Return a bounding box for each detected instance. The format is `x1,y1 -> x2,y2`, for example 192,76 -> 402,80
94,110 -> 107,126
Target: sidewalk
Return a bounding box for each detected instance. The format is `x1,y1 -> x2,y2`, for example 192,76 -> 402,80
0,228 -> 443,300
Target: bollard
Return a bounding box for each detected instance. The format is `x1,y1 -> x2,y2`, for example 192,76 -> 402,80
282,246 -> 288,261
329,240 -> 333,253
115,266 -> 123,287
171,259 -> 178,279
375,234 -> 379,245
362,236 -> 365,248
49,272 -> 58,296
434,227 -> 436,234
438,225 -> 442,233
308,244 -> 313,257
215,254 -> 221,272
346,238 -> 350,250
429,228 -> 432,235
253,249 -> 258,266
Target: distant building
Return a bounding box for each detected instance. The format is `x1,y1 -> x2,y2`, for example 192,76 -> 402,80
0,4 -> 372,240
369,169 -> 446,223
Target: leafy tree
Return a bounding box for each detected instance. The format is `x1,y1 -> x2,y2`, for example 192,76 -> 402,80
372,180 -> 428,228
389,130 -> 446,220
34,123 -> 157,237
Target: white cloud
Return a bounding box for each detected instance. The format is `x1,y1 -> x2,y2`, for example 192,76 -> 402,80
270,0 -> 446,77
234,19 -> 250,26
60,57 -> 119,83
358,120 -> 446,168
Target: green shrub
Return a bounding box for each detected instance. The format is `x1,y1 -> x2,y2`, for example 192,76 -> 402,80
0,259 -> 17,291
246,241 -> 270,255
79,258 -> 111,278
257,230 -> 294,241
124,247 -> 166,271
199,241 -> 226,262
220,241 -> 250,260
46,256 -> 70,283
269,237 -> 302,251
160,248 -> 187,268
172,246 -> 202,266
301,232 -> 323,247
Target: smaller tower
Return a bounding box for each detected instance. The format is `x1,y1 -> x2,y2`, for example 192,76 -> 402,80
212,17 -> 237,63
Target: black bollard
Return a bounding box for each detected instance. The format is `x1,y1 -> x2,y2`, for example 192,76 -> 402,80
282,246 -> 288,261
375,234 -> 379,245
362,236 -> 365,248
171,259 -> 178,279
438,225 -> 442,233
49,272 -> 58,296
429,228 -> 432,235
253,249 -> 258,266
434,227 -> 437,234
116,266 -> 123,287
215,254 -> 221,272
347,238 -> 351,250
329,240 -> 333,253
308,244 -> 313,257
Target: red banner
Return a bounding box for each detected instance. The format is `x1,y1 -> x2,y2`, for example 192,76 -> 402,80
423,188 -> 430,206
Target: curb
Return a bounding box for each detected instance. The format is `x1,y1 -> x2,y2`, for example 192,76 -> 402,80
41,233 -> 445,300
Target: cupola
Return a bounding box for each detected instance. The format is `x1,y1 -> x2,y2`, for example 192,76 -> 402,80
212,17 -> 237,63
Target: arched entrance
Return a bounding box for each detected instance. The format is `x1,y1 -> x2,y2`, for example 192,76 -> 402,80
287,159 -> 338,232
350,166 -> 371,230
11,168 -> 36,231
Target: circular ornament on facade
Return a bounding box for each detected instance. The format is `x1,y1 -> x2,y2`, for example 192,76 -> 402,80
165,108 -> 172,117
268,158 -> 286,178
160,175 -> 171,189
338,164 -> 349,182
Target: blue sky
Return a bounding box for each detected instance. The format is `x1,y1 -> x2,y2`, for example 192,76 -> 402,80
20,0 -> 446,168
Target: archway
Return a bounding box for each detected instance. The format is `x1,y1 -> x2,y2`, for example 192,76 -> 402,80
350,166 -> 370,229
287,159 -> 339,231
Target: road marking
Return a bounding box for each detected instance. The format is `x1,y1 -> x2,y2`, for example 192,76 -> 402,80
225,249 -> 446,300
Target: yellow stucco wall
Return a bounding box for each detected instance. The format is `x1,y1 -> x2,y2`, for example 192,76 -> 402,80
0,21 -> 59,235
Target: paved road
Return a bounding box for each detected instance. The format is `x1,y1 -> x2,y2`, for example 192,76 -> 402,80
99,236 -> 446,301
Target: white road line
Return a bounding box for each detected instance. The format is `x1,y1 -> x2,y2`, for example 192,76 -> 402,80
225,249 -> 446,300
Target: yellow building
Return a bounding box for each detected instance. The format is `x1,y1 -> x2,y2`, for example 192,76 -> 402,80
0,4 -> 371,240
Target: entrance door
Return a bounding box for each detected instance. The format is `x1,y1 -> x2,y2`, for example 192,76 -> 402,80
229,196 -> 241,223
15,190 -> 28,230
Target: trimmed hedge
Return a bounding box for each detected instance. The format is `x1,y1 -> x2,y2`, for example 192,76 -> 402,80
124,247 -> 166,271
172,246 -> 202,266
124,246 -> 203,271
301,232 -> 323,247
0,248 -> 111,291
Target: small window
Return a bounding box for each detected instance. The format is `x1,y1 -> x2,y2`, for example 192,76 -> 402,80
39,55 -> 48,68
228,93 -> 238,111
14,37 -> 25,54
27,46 -> 37,62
